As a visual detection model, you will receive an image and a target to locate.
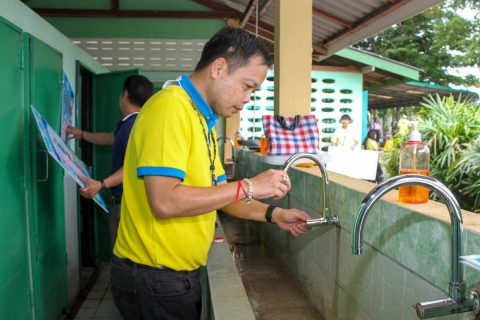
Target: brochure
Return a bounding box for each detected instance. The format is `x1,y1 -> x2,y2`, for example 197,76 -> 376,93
31,105 -> 108,213
460,255 -> 480,272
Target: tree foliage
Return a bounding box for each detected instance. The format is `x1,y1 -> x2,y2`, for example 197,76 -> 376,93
354,0 -> 480,87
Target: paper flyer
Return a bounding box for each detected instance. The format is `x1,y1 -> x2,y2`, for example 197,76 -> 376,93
61,74 -> 75,142
460,255 -> 480,272
31,105 -> 108,213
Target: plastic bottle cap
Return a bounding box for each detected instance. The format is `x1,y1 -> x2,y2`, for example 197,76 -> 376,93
408,121 -> 421,141
213,236 -> 224,243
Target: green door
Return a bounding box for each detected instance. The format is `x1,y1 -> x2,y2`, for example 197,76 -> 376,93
0,19 -> 33,320
24,34 -> 68,320
93,70 -> 140,262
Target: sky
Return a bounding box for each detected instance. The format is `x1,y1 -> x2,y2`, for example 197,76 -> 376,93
448,8 -> 480,97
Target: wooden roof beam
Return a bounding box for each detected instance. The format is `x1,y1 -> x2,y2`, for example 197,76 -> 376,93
240,0 -> 259,28
312,6 -> 353,28
322,0 -> 411,47
258,0 -> 274,18
191,0 -> 237,12
244,22 -> 274,42
31,8 -> 241,19
364,74 -> 385,85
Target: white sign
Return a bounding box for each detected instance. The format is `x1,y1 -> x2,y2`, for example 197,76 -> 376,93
327,146 -> 378,180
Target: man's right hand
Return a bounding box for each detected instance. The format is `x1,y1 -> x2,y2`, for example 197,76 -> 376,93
78,176 -> 102,198
248,169 -> 291,201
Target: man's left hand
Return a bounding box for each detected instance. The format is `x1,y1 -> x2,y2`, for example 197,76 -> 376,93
272,208 -> 311,236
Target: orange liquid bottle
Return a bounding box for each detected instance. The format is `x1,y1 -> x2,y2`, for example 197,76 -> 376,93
234,129 -> 242,147
398,169 -> 430,203
260,136 -> 267,154
398,122 -> 430,204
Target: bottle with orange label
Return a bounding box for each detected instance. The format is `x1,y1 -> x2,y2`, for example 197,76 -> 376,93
398,121 -> 430,204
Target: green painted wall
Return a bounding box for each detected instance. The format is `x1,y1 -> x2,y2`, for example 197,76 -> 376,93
25,0 -> 226,39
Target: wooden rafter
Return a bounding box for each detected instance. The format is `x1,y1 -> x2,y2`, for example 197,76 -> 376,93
322,0 -> 411,47
244,22 -> 274,42
363,74 -> 385,85
258,0 -> 274,18
191,0 -> 238,12
312,6 -> 352,28
31,8 -> 241,19
240,0 -> 259,28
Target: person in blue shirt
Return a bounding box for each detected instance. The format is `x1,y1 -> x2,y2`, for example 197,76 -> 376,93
66,75 -> 154,250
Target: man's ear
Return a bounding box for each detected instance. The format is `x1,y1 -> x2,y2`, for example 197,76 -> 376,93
121,90 -> 129,102
210,58 -> 227,78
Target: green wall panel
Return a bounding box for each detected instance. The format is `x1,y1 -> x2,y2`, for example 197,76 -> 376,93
93,69 -> 140,262
25,34 -> 68,320
0,17 -> 32,320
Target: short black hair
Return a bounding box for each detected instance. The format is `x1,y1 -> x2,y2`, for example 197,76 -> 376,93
341,114 -> 351,121
194,26 -> 273,74
123,75 -> 154,107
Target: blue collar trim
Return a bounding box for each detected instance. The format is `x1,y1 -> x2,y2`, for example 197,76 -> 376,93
177,74 -> 218,132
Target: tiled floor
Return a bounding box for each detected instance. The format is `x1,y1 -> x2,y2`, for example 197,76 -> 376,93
72,264 -> 121,320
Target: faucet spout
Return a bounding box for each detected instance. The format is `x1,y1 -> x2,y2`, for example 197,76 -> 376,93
217,136 -> 236,163
351,174 -> 479,318
282,152 -> 338,227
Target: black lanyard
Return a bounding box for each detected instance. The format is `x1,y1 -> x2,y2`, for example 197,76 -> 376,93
188,99 -> 217,186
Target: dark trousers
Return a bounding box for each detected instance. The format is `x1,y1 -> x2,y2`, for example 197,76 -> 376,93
110,255 -> 202,320
109,203 -> 121,252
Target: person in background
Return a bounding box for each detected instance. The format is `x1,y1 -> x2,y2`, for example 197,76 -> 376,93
331,114 -> 358,150
65,75 -> 154,251
363,130 -> 384,184
110,26 -> 311,319
397,114 -> 410,135
383,135 -> 395,150
371,116 -> 382,144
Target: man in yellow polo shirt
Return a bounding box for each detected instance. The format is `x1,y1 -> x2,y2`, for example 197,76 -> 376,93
110,26 -> 311,319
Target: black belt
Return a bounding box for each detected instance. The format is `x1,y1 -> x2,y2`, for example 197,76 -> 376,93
111,196 -> 122,205
119,257 -> 168,270
115,257 -> 198,276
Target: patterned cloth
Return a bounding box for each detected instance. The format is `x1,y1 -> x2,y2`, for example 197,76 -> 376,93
262,115 -> 320,155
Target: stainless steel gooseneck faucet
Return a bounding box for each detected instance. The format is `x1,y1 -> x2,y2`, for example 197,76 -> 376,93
351,174 -> 480,319
217,136 -> 236,163
282,152 -> 339,228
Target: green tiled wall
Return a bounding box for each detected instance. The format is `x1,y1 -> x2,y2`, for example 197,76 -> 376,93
236,149 -> 480,320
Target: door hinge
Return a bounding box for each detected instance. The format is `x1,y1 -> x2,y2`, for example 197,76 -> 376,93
19,50 -> 24,70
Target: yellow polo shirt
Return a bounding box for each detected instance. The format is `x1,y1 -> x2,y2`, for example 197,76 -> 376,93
114,78 -> 225,271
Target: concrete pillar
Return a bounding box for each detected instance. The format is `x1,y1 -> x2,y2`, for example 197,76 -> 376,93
274,0 -> 312,116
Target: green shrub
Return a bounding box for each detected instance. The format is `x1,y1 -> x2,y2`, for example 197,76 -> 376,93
381,94 -> 480,212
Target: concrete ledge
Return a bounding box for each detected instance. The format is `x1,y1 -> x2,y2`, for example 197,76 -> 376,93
206,215 -> 255,320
